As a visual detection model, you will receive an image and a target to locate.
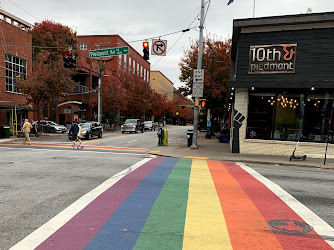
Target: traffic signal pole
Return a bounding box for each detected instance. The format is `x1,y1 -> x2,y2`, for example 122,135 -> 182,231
191,0 -> 205,149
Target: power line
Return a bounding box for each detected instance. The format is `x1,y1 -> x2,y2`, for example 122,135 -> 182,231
6,0 -> 41,21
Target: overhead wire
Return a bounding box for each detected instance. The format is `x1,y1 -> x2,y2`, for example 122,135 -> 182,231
151,0 -> 211,69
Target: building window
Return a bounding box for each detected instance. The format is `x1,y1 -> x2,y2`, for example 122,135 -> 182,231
80,43 -> 87,50
137,64 -> 139,76
119,56 -> 122,70
133,61 -> 136,74
124,55 -> 127,72
5,53 -> 27,93
247,91 -> 334,143
144,68 -> 146,81
129,57 -> 132,74
147,70 -> 149,82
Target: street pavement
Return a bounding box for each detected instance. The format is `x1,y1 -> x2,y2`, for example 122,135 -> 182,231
1,127 -> 334,249
2,126 -> 334,169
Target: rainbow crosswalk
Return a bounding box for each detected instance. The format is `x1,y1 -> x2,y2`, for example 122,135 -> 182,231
11,157 -> 334,249
0,143 -> 148,154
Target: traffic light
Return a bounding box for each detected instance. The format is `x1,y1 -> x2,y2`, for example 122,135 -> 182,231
63,51 -> 76,68
201,100 -> 206,108
143,41 -> 149,60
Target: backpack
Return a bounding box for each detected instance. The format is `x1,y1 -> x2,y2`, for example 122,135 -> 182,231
78,124 -> 82,136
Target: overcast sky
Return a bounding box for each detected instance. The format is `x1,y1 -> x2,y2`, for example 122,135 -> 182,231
1,0 -> 333,88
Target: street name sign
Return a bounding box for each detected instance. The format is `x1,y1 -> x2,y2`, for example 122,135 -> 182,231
193,69 -> 204,84
89,46 -> 129,58
192,83 -> 204,98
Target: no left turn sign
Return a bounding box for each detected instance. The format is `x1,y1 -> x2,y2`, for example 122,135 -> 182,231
152,39 -> 167,56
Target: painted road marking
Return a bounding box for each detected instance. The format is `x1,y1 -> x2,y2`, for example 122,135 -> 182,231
208,161 -> 282,249
148,150 -> 161,153
237,162 -> 334,248
183,159 -> 232,249
10,158 -> 333,249
85,133 -> 145,144
183,156 -> 208,159
0,143 -> 148,154
85,158 -> 178,249
10,158 -> 154,250
134,158 -> 192,249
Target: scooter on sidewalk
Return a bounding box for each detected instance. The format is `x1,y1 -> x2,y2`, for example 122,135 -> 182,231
289,140 -> 307,161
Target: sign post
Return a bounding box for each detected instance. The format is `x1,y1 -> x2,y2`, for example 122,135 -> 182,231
89,46 -> 129,123
191,0 -> 205,149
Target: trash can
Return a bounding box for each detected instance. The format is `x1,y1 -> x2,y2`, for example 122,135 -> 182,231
2,126 -> 10,138
187,130 -> 193,147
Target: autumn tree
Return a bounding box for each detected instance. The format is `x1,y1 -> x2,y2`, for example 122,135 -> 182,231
31,20 -> 78,120
104,72 -> 169,122
179,36 -> 231,127
16,51 -> 74,130
101,75 -> 127,125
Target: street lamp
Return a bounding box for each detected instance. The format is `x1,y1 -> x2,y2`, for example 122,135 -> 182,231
206,42 -> 214,139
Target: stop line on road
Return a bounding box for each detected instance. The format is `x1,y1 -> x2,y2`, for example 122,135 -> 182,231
0,142 -> 149,155
11,157 -> 334,249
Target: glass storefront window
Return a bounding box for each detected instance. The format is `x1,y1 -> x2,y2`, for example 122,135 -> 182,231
273,94 -> 304,140
247,93 -> 275,139
302,93 -> 333,142
247,91 -> 334,142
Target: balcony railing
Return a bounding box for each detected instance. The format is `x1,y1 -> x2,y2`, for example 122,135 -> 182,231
74,85 -> 88,93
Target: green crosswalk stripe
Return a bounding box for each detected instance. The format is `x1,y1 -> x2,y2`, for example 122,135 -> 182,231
134,158 -> 192,249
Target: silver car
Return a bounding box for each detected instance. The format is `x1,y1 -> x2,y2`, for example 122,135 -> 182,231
144,121 -> 156,131
33,120 -> 67,133
121,119 -> 144,133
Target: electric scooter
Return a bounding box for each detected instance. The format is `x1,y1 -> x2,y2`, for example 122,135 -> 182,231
289,141 -> 307,161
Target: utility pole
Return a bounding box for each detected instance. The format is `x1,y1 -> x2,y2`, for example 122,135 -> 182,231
191,0 -> 205,149
97,44 -> 102,124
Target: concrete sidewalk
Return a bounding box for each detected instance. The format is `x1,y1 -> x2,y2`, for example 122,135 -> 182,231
150,127 -> 334,169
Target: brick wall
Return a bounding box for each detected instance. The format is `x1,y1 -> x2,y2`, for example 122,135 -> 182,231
0,19 -> 32,125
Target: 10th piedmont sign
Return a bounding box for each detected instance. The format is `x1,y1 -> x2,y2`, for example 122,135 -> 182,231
89,46 -> 129,58
248,44 -> 297,74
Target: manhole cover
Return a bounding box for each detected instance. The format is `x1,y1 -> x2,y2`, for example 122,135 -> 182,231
268,220 -> 313,234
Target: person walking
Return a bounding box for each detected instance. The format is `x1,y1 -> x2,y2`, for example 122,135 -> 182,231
77,123 -> 84,149
69,120 -> 79,149
22,119 -> 33,145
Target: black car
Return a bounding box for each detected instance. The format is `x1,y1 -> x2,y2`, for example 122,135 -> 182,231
68,121 -> 103,140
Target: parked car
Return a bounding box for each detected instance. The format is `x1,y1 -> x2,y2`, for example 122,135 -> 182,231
33,120 -> 67,133
68,121 -> 103,140
143,121 -> 156,131
121,119 -> 144,133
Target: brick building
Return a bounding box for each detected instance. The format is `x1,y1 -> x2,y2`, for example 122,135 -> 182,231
56,35 -> 150,126
0,9 -> 32,128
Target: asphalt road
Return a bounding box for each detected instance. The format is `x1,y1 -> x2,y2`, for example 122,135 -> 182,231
0,127 -> 186,249
248,163 -> 334,228
1,126 -> 333,249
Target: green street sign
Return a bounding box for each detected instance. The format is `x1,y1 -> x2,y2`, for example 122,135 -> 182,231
187,105 -> 195,108
89,46 -> 129,58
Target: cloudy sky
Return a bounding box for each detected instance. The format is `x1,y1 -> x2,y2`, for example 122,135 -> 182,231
1,0 -> 333,88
